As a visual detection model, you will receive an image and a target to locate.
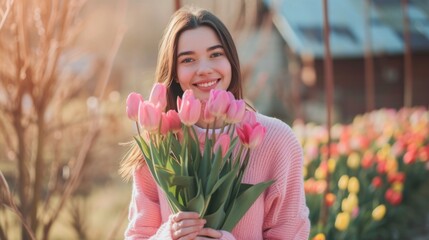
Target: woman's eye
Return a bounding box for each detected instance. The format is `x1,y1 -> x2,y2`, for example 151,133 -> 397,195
211,52 -> 223,58
180,58 -> 194,63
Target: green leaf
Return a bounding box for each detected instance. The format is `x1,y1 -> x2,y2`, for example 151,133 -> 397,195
171,175 -> 194,188
204,202 -> 227,230
206,170 -> 236,215
222,180 -> 274,232
186,180 -> 205,214
199,139 -> 213,187
205,149 -> 223,196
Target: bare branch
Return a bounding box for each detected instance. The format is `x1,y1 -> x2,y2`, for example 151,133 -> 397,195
0,0 -> 14,32
0,170 -> 36,240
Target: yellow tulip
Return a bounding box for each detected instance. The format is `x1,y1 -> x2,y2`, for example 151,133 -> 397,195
315,167 -> 327,180
338,175 -> 349,190
347,152 -> 360,169
341,193 -> 358,213
312,233 -> 326,240
348,177 -> 360,194
328,158 -> 337,173
372,204 -> 386,221
335,212 -> 350,231
392,182 -> 403,193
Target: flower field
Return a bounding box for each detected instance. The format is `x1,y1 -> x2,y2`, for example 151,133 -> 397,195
293,107 -> 429,240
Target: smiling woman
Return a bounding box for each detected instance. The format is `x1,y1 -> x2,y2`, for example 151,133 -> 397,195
120,6 -> 310,240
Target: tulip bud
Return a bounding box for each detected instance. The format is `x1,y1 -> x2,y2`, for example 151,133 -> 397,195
327,158 -> 336,173
165,110 -> 182,133
126,92 -> 143,122
348,177 -> 360,194
225,92 -> 245,124
138,101 -> 162,133
178,90 -> 201,126
206,89 -> 230,119
149,83 -> 167,111
325,193 -> 336,207
347,152 -> 360,169
372,204 -> 386,221
312,233 -> 326,240
338,175 -> 349,190
371,176 -> 383,188
236,122 -> 266,149
335,212 -> 350,231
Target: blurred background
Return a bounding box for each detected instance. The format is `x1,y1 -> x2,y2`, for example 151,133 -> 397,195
1,0 -> 429,239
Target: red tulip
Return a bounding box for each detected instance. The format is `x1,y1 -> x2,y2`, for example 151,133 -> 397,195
177,90 -> 201,126
388,172 -> 405,183
361,152 -> 374,169
403,149 -> 417,164
419,145 -> 429,162
371,176 -> 383,188
385,188 -> 402,206
126,92 -> 143,122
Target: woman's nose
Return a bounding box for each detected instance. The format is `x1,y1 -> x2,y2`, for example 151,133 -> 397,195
196,59 -> 213,75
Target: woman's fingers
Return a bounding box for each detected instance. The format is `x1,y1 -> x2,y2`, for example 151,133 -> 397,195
196,228 -> 223,239
170,212 -> 206,240
173,211 -> 201,222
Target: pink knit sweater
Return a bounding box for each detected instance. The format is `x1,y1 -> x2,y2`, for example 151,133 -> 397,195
125,113 -> 310,240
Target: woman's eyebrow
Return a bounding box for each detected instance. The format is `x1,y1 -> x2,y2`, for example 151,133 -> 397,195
208,45 -> 223,51
177,45 -> 224,58
177,51 -> 193,58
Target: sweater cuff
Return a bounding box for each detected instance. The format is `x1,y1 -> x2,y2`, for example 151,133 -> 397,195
220,230 -> 236,240
151,219 -> 173,240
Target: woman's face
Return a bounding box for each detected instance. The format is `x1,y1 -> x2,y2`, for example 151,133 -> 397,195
176,26 -> 232,101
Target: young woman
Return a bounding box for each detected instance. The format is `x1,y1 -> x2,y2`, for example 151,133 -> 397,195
121,7 -> 310,240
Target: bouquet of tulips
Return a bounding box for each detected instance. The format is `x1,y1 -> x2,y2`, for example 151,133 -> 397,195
126,83 -> 274,231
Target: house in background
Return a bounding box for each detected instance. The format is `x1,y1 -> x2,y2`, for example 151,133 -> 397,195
250,0 -> 429,124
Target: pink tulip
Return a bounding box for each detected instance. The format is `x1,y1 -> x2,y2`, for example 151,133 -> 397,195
240,110 -> 257,127
202,102 -> 215,125
236,122 -> 266,149
214,133 -> 231,157
138,101 -> 162,133
126,92 -> 143,121
225,93 -> 245,124
206,89 -> 230,119
149,83 -> 167,111
160,112 -> 170,135
177,90 -> 201,126
165,110 -> 182,133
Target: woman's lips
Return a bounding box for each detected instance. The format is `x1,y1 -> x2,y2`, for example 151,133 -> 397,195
193,79 -> 220,91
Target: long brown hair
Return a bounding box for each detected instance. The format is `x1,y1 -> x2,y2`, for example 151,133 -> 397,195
120,7 -> 243,180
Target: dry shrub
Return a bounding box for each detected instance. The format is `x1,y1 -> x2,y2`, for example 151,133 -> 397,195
0,0 -> 125,239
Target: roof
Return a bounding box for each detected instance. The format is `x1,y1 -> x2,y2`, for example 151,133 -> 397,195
264,0 -> 429,58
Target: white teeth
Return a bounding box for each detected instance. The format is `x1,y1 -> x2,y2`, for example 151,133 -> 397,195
197,80 -> 217,88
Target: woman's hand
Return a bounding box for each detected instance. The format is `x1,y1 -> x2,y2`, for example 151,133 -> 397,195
170,212 -> 206,240
195,228 -> 223,239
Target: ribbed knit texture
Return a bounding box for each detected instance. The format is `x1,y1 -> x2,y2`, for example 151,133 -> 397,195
125,113 -> 310,240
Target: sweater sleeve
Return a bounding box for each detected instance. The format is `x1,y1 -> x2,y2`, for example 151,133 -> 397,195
262,122 -> 310,240
125,164 -> 173,240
